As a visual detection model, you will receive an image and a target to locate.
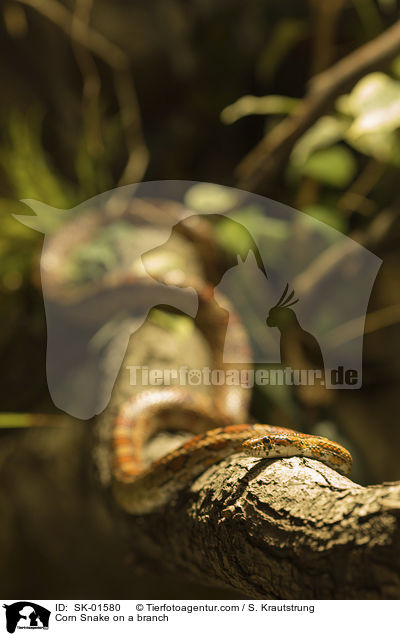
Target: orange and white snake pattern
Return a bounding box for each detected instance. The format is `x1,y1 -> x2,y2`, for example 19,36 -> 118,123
112,388 -> 353,515
40,198 -> 353,515
111,279 -> 353,515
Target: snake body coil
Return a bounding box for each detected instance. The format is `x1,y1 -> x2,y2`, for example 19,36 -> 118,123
111,276 -> 352,515
112,388 -> 352,515
40,197 -> 353,515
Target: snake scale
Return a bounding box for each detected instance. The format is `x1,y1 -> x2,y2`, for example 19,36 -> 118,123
110,266 -> 352,516
113,389 -> 352,515
42,197 -> 353,515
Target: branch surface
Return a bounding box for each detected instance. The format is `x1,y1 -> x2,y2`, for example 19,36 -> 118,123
96,317 -> 400,599
115,448 -> 400,598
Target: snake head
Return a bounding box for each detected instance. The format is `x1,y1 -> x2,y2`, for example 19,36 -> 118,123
242,435 -> 273,457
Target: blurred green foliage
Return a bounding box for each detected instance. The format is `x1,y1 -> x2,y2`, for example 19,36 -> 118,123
223,65 -> 400,229
0,108 -> 74,206
0,108 -> 76,287
0,0 -> 399,426
2,2 -> 400,297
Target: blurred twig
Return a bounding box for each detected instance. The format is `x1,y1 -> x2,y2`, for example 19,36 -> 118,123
71,0 -> 103,158
338,158 -> 384,216
308,0 -> 347,74
0,413 -> 69,428
293,197 -> 400,307
15,0 -> 149,185
327,302 -> 400,347
236,19 -> 400,192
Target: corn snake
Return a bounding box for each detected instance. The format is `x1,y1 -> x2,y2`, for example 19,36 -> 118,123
112,388 -> 352,515
111,278 -> 352,516
39,196 -> 353,515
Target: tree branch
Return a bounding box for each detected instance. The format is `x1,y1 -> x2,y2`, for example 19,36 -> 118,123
2,209 -> 399,598
236,19 -> 400,193
3,412 -> 400,598
123,454 -> 400,599
88,217 -> 400,599
95,309 -> 400,599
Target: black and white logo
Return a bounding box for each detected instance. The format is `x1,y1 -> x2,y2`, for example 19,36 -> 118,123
3,602 -> 50,633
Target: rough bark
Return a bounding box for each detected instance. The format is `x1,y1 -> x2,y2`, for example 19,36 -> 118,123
121,454 -> 400,599
94,318 -> 400,600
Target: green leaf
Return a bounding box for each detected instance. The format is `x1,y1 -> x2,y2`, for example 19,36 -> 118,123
301,204 -> 347,233
291,115 -> 349,164
184,183 -> 240,212
338,73 -> 400,136
347,130 -> 400,164
335,73 -> 400,164
300,146 -> 357,188
221,95 -> 298,125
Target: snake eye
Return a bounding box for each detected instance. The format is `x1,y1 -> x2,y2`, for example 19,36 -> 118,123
242,435 -> 272,454
262,436 -> 272,450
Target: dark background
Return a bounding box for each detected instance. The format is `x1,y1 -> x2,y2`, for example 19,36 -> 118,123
1,0 -> 400,598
